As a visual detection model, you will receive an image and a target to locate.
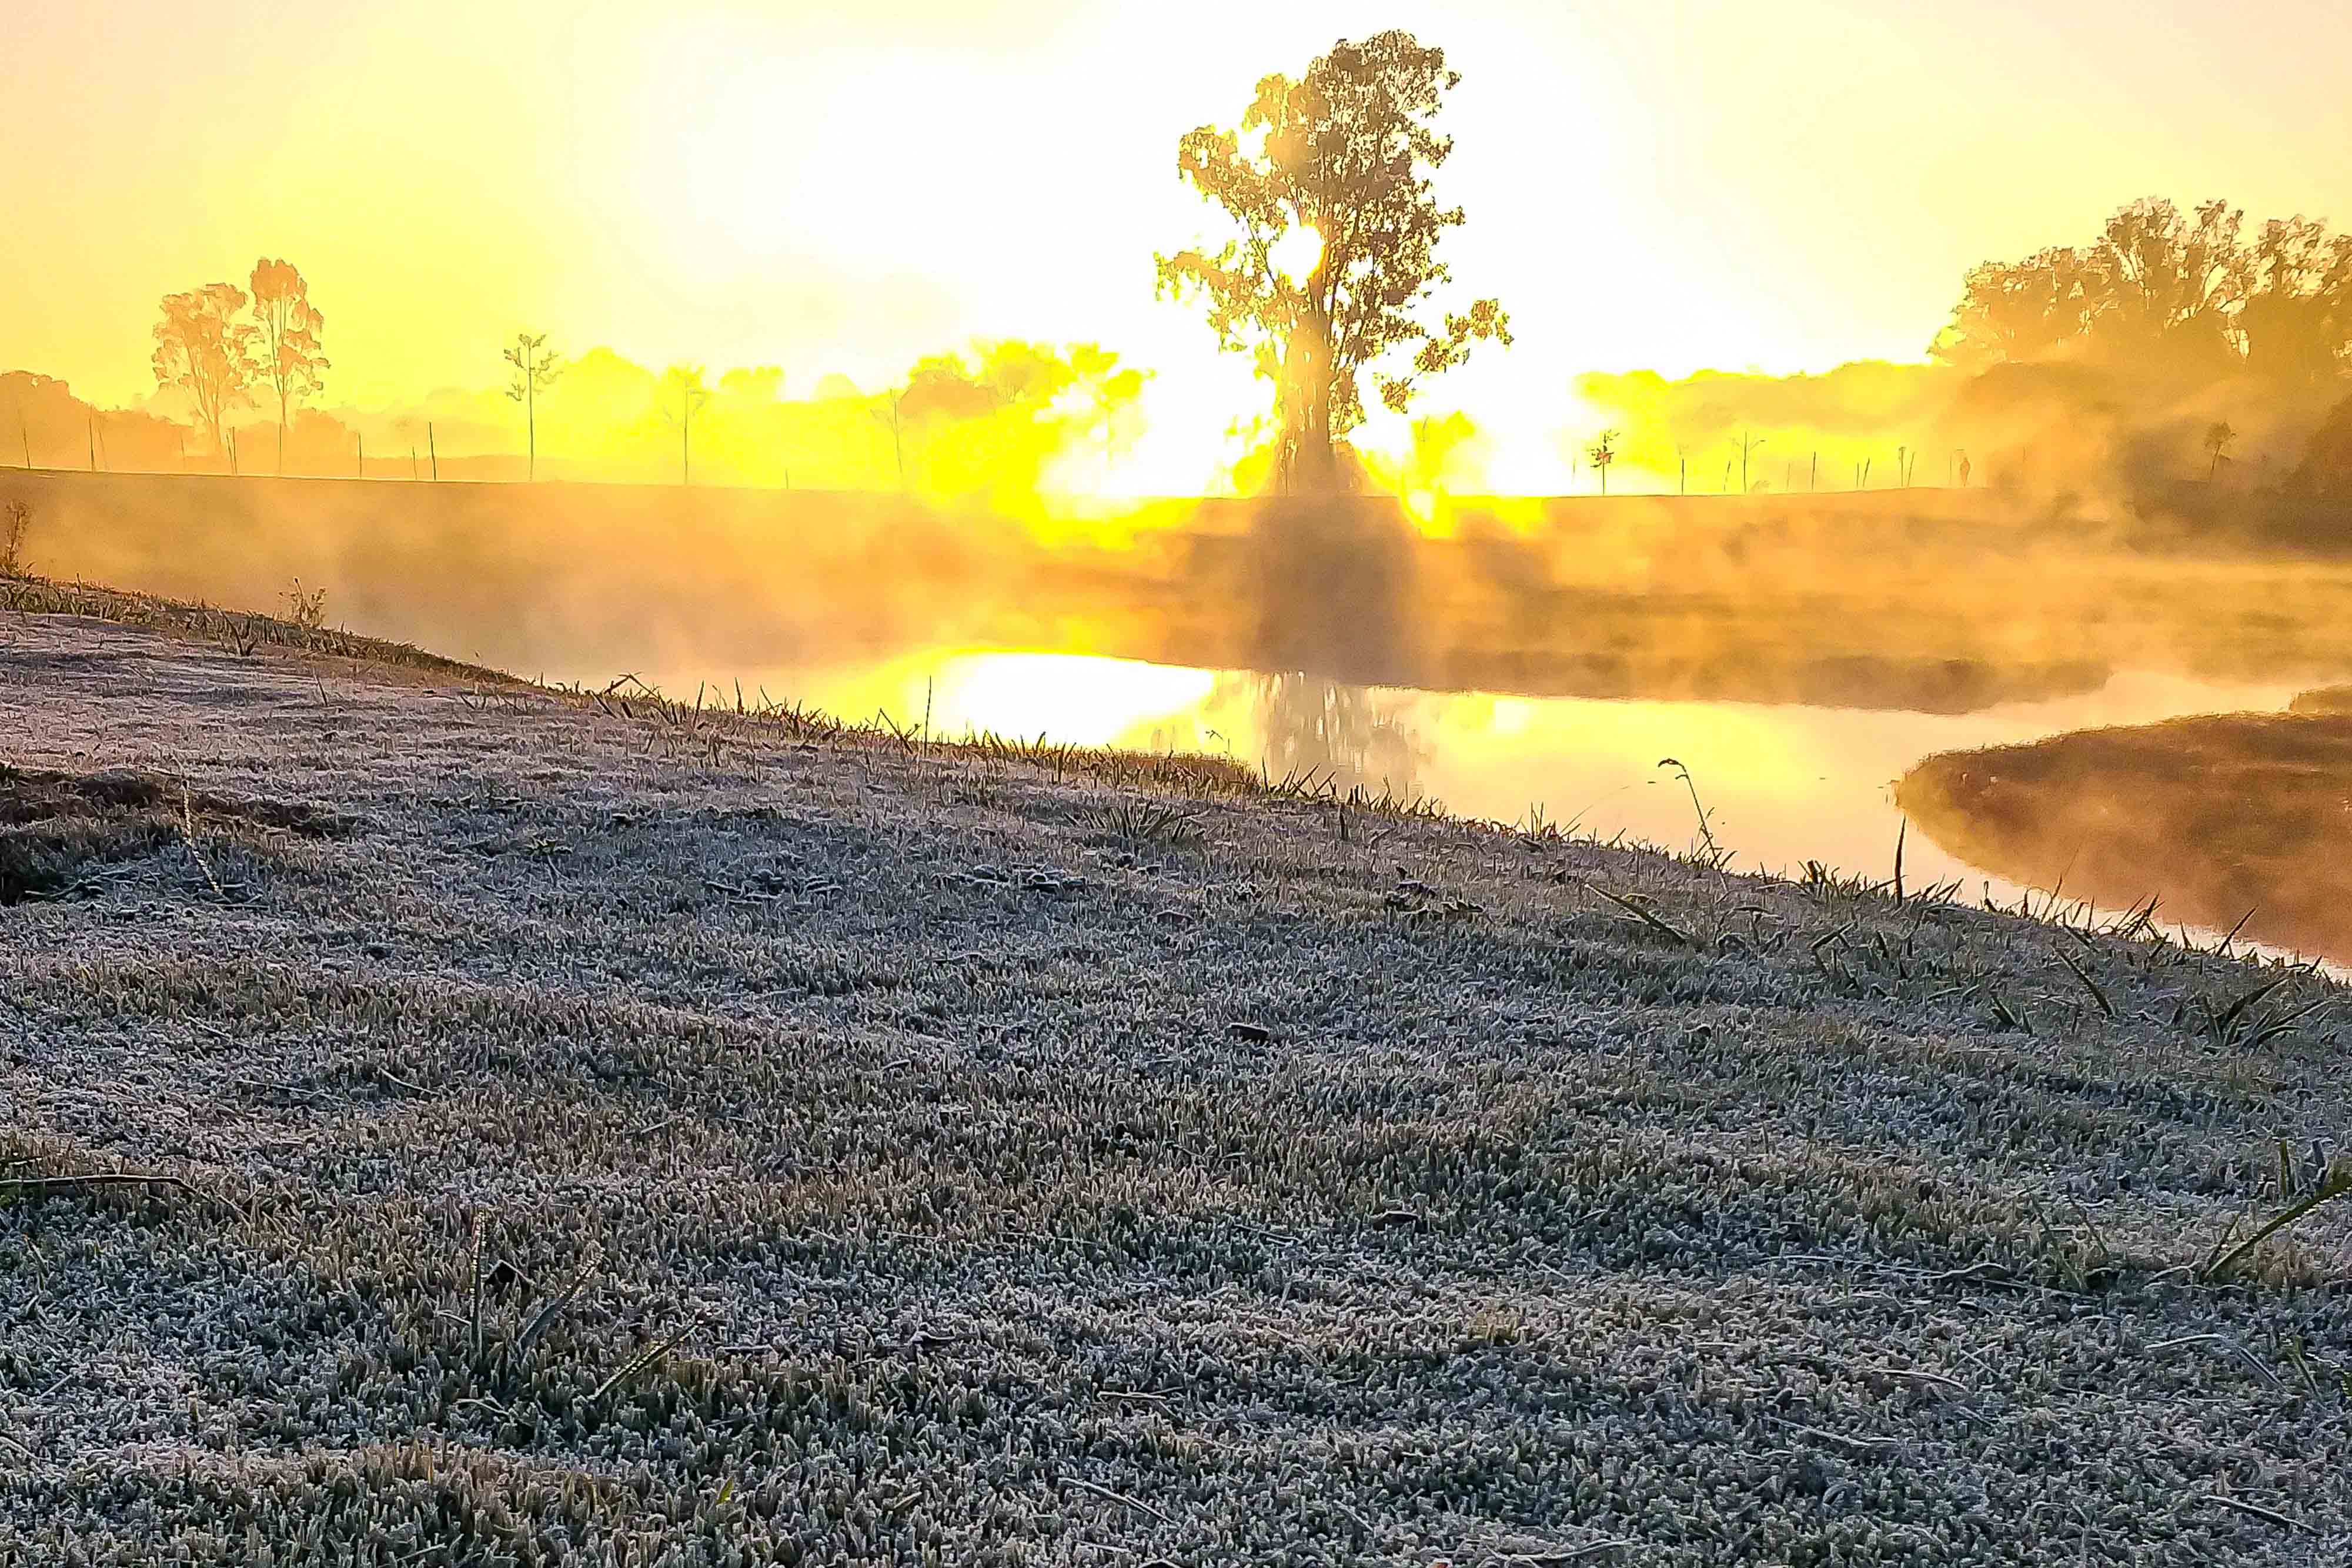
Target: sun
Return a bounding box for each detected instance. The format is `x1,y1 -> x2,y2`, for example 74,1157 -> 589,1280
1271,222 -> 1325,287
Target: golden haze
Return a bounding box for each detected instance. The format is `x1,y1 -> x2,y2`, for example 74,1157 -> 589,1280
9,0 -> 2352,496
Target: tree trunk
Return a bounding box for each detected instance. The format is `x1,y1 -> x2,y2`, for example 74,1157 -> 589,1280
1278,315 -> 1338,497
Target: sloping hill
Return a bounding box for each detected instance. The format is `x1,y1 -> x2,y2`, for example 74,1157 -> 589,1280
3,593 -> 2348,1564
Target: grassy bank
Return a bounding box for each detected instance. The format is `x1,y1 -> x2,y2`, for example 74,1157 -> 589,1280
3,583 -> 2350,1564
1899,707 -> 2352,967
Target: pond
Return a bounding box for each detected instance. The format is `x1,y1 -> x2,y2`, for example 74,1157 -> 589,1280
646,648 -> 2296,920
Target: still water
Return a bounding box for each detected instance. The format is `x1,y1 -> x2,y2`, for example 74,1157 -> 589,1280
651,650 -> 2295,911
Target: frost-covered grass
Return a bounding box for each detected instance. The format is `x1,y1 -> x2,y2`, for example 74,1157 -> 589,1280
2,595 -> 2349,1565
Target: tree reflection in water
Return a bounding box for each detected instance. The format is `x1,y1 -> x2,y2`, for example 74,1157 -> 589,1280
1251,673 -> 1422,798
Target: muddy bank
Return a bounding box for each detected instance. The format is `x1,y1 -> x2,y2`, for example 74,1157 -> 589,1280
1899,710 -> 2352,961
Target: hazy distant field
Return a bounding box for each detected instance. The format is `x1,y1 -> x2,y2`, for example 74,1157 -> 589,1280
15,469 -> 2352,713
4,593 -> 2348,1563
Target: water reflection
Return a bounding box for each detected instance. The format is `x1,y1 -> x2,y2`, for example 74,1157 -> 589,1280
652,647 -> 2296,915
1237,674 -> 1422,797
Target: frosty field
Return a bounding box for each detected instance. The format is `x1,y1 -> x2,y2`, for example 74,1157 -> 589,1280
3,584 -> 2349,1565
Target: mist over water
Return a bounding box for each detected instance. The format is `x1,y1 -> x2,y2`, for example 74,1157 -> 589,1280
15,464 -> 2352,952
26,468 -> 2352,706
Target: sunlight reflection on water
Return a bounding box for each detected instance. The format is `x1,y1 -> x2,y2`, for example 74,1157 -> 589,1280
650,650 -> 2298,925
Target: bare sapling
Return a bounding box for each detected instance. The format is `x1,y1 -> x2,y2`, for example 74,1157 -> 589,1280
1,499 -> 32,575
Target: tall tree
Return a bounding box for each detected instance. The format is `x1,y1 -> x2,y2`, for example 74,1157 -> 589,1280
1157,31 -> 1509,496
249,259 -> 329,474
659,366 -> 711,486
152,283 -> 258,456
504,332 -> 563,481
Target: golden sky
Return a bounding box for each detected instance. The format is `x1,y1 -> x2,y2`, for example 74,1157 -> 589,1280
10,0 -> 2352,489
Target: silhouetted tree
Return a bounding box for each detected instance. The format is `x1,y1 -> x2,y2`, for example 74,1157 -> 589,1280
2204,420 -> 2238,481
2097,198 -> 2243,370
504,332 -> 563,481
1588,430 -> 1618,495
659,366 -> 711,486
1156,31 -> 1509,496
2238,217 -> 2352,387
1930,247 -> 2102,372
902,342 -> 1147,428
153,283 -> 258,456
249,259 -> 329,474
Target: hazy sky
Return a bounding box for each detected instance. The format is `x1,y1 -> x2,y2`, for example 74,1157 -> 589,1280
9,0 -> 2351,483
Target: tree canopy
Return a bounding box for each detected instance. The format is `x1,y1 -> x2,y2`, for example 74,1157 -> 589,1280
250,258 -> 329,473
152,283 -> 258,454
1156,30 -> 1508,494
1933,198 -> 2352,386
890,340 -> 1148,502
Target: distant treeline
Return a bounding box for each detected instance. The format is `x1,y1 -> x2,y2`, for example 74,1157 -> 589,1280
9,258 -> 1149,503
16,198 -> 2352,508
1933,199 -> 2350,386
1579,198 -> 2352,509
